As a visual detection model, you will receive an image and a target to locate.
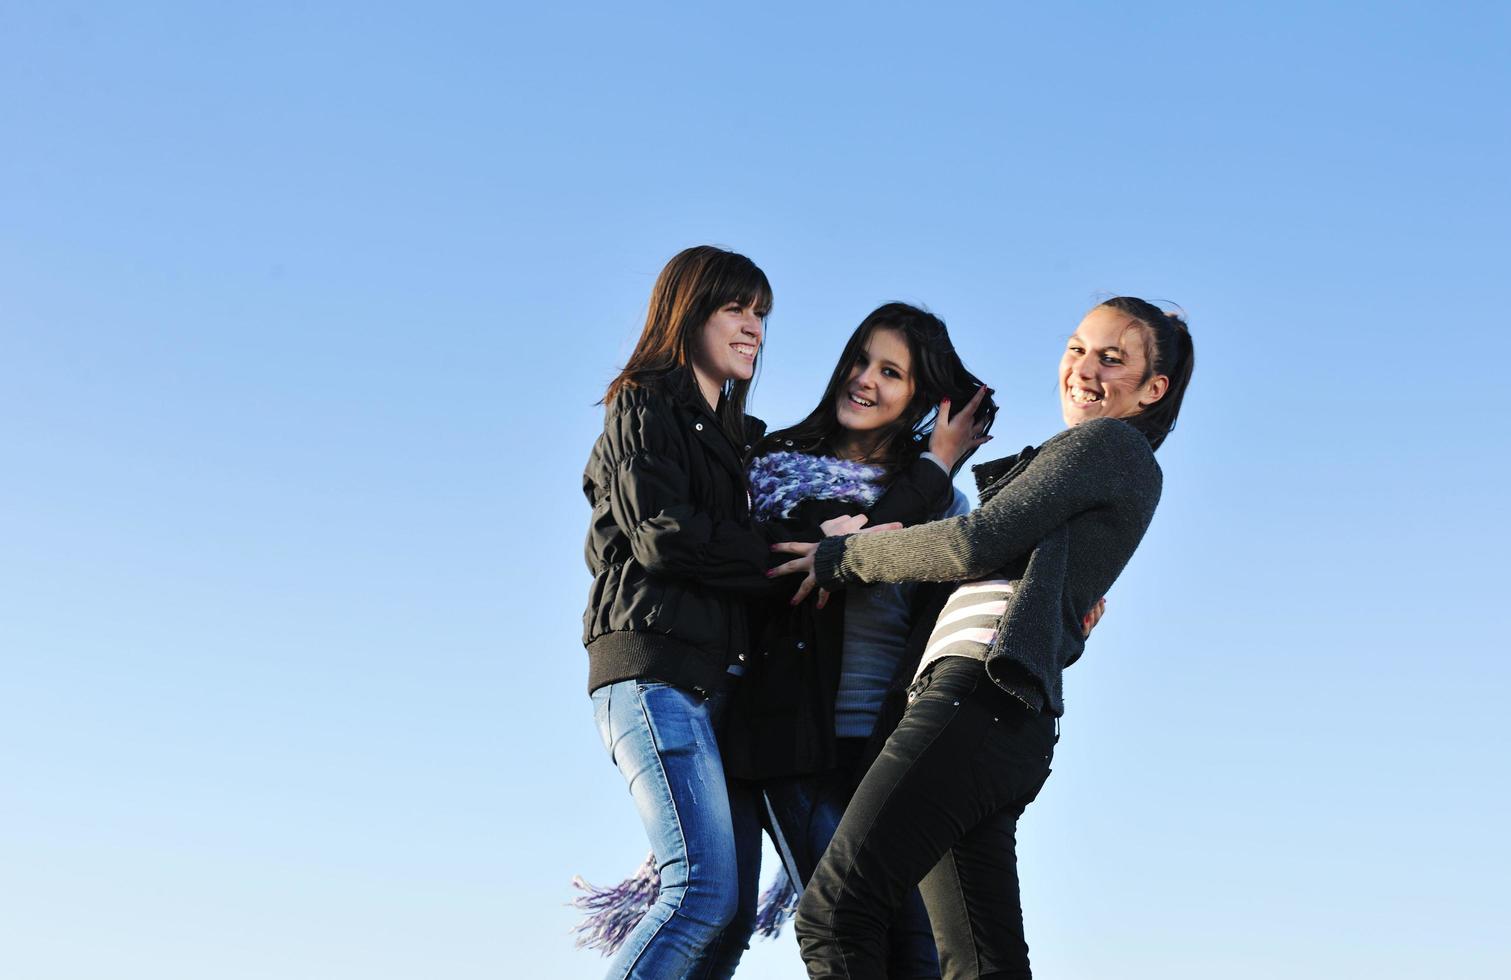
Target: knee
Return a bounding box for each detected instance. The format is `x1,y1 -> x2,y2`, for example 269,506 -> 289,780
793,884 -> 832,944
659,872 -> 740,932
796,879 -> 890,948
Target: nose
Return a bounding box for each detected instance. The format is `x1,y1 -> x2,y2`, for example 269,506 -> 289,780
1072,350 -> 1097,379
742,310 -> 763,342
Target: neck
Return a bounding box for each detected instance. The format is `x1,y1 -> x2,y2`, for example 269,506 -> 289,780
832,430 -> 885,462
691,367 -> 723,414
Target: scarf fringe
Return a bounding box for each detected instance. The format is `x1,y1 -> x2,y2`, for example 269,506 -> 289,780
568,851 -> 659,955
568,855 -> 799,951
753,867 -> 798,939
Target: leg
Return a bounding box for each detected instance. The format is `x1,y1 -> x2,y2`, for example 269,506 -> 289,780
592,680 -> 741,980
696,772 -> 765,980
918,807 -> 1029,979
794,658 -> 1053,980
917,689 -> 1055,978
794,659 -> 995,978
766,765 -> 941,979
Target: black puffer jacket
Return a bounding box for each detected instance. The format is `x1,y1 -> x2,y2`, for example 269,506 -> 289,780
582,371 -> 770,696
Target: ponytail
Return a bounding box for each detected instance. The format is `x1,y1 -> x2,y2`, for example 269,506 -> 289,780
1097,297 -> 1194,451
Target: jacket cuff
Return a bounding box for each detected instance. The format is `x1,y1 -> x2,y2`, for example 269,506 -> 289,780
814,535 -> 851,589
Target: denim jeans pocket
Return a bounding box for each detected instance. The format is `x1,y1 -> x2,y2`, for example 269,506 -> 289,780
591,685 -> 614,754
637,681 -> 708,755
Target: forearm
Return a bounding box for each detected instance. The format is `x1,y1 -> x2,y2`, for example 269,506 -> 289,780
815,514 -> 988,587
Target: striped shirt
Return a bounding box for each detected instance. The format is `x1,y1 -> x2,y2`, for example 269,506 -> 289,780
914,579 -> 1015,681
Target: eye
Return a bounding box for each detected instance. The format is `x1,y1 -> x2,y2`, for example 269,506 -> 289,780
1067,344 -> 1084,354
1101,354 -> 1123,365
882,367 -> 901,379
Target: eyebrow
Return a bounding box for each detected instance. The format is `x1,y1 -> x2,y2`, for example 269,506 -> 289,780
1068,334 -> 1124,353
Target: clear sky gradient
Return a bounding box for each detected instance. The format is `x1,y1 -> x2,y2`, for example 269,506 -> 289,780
3,2 -> 1507,978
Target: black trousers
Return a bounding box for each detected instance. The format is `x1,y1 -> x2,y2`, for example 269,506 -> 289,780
794,657 -> 1057,980
761,738 -> 941,978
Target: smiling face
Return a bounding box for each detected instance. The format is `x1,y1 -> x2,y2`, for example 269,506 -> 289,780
690,300 -> 765,407
834,326 -> 917,454
1059,306 -> 1169,427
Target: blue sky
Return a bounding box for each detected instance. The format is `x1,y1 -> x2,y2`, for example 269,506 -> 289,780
2,2 -> 1507,977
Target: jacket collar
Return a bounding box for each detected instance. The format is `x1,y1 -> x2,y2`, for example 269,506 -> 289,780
972,445 -> 1038,503
662,369 -> 767,475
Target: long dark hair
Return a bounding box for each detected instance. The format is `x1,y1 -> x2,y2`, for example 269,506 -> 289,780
604,246 -> 772,444
1096,296 -> 1195,451
764,302 -> 995,477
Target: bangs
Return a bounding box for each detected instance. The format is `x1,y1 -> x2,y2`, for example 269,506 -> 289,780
716,262 -> 774,316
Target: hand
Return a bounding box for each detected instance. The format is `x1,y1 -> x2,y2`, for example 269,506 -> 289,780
1081,596 -> 1107,638
928,385 -> 993,471
820,513 -> 870,537
769,540 -> 820,606
771,521 -> 903,609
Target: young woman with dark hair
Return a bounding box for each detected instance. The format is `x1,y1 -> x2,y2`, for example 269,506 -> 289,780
722,303 -> 996,978
772,297 -> 1196,979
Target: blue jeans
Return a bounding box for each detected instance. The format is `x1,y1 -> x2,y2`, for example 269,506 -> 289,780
592,679 -> 763,980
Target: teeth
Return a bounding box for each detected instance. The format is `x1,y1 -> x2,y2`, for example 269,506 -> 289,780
848,394 -> 874,407
732,344 -> 755,356
1068,387 -> 1101,404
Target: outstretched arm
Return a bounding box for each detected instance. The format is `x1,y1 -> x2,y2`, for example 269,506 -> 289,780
773,419 -> 1152,589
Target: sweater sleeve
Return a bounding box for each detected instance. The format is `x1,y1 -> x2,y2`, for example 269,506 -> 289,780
604,399 -> 771,594
814,419 -> 1153,588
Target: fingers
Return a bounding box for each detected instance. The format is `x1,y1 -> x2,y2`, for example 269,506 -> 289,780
790,572 -> 816,606
770,541 -> 819,557
960,384 -> 989,418
819,514 -> 862,537
857,521 -> 903,534
815,588 -> 832,610
937,396 -> 952,427
767,556 -> 813,578
1082,596 -> 1107,637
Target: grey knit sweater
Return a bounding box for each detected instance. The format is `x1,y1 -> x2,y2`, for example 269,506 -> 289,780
813,417 -> 1162,716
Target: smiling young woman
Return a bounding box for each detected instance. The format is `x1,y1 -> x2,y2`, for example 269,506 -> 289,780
723,302 -> 996,978
581,245 -> 775,980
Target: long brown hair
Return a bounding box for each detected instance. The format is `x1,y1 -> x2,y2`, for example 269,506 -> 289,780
762,302 -> 995,477
604,246 -> 772,443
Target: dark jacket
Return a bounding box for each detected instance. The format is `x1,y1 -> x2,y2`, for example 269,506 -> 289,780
722,444 -> 954,781
581,372 -> 770,697
815,417 -> 1162,717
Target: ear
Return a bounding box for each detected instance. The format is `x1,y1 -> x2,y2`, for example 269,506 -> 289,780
1138,374 -> 1170,409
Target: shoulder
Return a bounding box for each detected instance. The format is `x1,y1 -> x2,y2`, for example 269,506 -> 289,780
1040,418 -> 1162,492
606,375 -> 679,414
600,381 -> 692,456
741,414 -> 767,452
1045,417 -> 1153,460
